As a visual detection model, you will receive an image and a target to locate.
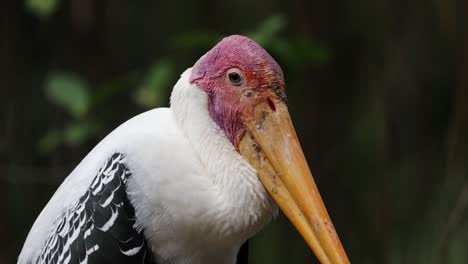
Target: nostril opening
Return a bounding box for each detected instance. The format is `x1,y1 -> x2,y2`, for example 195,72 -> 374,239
267,98 -> 276,112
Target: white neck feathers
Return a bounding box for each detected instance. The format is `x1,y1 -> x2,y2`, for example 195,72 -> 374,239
170,69 -> 276,240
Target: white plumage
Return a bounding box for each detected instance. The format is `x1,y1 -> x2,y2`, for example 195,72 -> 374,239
19,69 -> 276,264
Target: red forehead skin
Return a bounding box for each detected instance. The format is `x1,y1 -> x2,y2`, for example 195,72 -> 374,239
189,35 -> 286,148
190,35 -> 285,89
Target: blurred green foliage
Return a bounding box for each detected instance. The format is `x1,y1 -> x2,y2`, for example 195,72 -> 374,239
39,14 -> 330,154
247,15 -> 331,66
46,73 -> 90,118
25,0 -> 60,18
247,14 -> 287,46
135,59 -> 175,108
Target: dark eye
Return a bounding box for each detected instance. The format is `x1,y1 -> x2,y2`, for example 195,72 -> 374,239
227,71 -> 243,86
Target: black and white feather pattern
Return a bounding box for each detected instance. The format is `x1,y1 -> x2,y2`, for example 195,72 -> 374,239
37,153 -> 153,264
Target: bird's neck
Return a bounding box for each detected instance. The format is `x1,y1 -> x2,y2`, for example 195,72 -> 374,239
170,69 -> 276,240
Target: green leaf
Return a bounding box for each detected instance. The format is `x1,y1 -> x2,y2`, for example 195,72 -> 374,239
91,77 -> 134,107
63,121 -> 98,147
247,14 -> 287,46
38,121 -> 99,154
135,60 -> 174,109
38,128 -> 63,154
25,0 -> 60,18
45,73 -> 90,118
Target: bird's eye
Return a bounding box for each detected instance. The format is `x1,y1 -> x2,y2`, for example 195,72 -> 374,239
227,70 -> 243,86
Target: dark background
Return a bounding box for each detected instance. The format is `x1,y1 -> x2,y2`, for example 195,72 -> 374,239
1,0 -> 464,263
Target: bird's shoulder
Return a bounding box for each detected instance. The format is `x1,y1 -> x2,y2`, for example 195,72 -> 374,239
18,108 -> 189,264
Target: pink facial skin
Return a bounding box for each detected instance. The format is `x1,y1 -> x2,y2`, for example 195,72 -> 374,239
190,35 -> 287,149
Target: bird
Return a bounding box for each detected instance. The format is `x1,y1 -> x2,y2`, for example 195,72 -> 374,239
18,35 -> 349,264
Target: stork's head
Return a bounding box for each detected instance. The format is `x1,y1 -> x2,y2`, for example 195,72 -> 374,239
191,35 -> 349,264
190,35 -> 285,148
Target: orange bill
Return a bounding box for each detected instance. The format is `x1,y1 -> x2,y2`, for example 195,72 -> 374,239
238,97 -> 350,264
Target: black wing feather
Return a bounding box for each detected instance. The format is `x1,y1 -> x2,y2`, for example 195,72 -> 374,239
37,153 -> 154,264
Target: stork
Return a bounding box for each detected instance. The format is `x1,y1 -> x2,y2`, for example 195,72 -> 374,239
18,35 -> 349,264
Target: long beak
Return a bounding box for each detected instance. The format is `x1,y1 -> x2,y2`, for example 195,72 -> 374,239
238,98 -> 350,264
